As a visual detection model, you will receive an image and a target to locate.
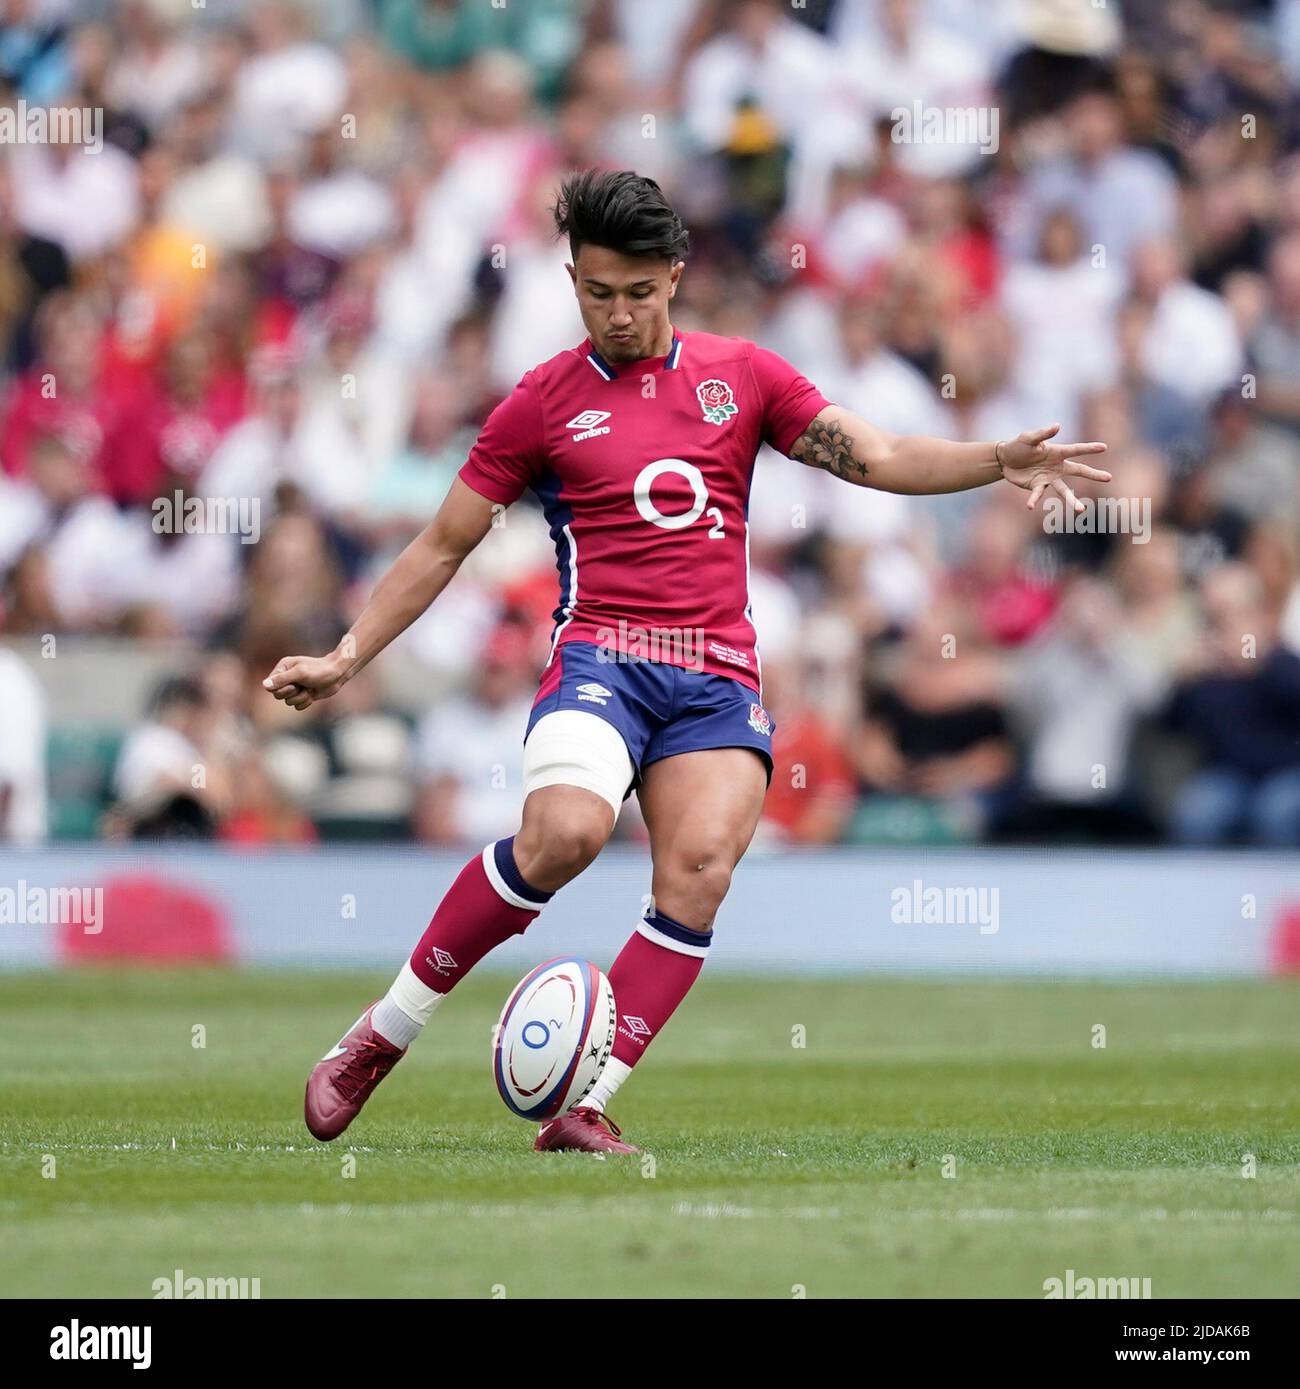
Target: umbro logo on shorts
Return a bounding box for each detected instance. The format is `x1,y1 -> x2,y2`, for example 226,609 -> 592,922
567,409 -> 612,441
576,682 -> 613,705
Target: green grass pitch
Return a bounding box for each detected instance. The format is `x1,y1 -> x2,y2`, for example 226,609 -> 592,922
2,969 -> 1297,1299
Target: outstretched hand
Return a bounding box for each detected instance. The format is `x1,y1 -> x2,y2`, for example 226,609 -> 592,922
998,424 -> 1111,512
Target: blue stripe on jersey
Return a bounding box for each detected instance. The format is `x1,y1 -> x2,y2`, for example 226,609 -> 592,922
643,909 -> 712,950
531,467 -> 577,637
739,383 -> 762,694
587,334 -> 681,380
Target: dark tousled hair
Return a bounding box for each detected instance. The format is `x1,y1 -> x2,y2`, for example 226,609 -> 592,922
553,169 -> 690,263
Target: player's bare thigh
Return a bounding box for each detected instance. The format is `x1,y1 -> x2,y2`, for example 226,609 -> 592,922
513,783 -> 616,894
638,748 -> 768,931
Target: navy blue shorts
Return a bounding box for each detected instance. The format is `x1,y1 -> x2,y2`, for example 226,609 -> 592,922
527,642 -> 776,788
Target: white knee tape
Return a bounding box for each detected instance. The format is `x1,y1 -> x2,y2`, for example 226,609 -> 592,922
522,710 -> 635,819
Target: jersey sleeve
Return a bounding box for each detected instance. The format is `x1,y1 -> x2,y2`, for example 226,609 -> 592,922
458,372 -> 546,505
749,345 -> 832,455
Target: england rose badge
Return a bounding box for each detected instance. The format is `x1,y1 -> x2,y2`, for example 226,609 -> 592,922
696,378 -> 738,426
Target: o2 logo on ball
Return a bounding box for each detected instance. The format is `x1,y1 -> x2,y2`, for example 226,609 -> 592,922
521,1019 -> 557,1049
696,378 -> 738,426
493,958 -> 616,1120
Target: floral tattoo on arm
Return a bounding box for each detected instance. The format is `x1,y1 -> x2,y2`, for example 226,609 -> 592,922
790,415 -> 869,484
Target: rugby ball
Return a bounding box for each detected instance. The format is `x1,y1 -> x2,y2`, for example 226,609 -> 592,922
492,957 -> 615,1120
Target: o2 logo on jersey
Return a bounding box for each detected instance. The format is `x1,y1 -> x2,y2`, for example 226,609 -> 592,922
696,379 -> 738,426
633,458 -> 725,538
748,703 -> 771,736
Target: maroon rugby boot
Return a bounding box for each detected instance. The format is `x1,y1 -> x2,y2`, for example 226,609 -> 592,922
304,1005 -> 405,1141
534,1106 -> 641,1154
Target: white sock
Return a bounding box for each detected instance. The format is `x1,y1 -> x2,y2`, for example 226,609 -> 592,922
371,961 -> 445,1050
580,1057 -> 633,1114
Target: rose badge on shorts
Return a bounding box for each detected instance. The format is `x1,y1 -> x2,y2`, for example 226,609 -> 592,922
696,378 -> 738,426
748,703 -> 771,736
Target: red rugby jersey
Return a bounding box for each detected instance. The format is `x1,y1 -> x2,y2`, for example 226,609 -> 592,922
458,329 -> 829,694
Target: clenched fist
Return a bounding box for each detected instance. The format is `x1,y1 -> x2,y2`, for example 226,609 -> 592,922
262,651 -> 351,711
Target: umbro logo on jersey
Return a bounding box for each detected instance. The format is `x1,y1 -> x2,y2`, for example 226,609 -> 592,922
567,409 -> 612,441
576,682 -> 612,705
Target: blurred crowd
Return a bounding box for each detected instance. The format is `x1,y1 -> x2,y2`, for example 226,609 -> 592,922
1,0 -> 1299,849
